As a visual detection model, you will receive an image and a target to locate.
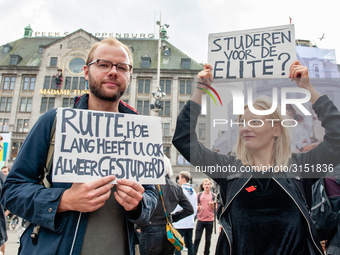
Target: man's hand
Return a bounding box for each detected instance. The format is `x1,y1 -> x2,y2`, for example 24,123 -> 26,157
57,175 -> 115,213
208,200 -> 216,209
114,179 -> 145,211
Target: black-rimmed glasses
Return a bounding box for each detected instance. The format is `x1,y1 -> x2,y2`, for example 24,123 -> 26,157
87,59 -> 132,75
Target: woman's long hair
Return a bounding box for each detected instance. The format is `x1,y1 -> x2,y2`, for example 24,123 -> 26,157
235,96 -> 291,168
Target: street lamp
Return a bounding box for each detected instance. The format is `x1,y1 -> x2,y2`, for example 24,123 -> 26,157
150,86 -> 166,112
151,14 -> 169,113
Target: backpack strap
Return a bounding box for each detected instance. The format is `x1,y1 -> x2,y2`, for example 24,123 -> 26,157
32,112 -> 57,245
198,192 -> 202,204
41,114 -> 57,188
198,192 -> 215,204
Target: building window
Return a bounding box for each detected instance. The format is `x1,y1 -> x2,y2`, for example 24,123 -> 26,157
69,57 -> 85,74
40,97 -> 55,112
181,58 -> 191,69
16,119 -> 29,132
9,54 -> 22,65
64,77 -> 71,90
179,80 -> 192,95
128,45 -> 134,53
160,80 -> 171,94
162,123 -> 170,136
38,45 -> 43,54
0,97 -> 12,112
11,142 -> 22,159
72,77 -> 79,90
0,118 -> 9,132
163,47 -> 171,57
163,146 -> 170,159
2,44 -> 12,53
177,153 -> 190,165
314,65 -> 320,78
137,100 -> 150,115
141,56 -> 151,68
199,123 -> 205,139
50,57 -> 58,66
179,101 -> 186,113
43,76 -> 51,89
22,77 -> 36,91
159,101 -> 171,116
138,79 -> 150,94
19,97 -> 32,112
2,76 -> 15,90
79,78 -> 86,90
62,98 -> 73,108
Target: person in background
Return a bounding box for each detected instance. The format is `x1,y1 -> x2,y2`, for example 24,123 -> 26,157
173,171 -> 197,255
0,166 -> 11,229
138,157 -> 194,255
0,170 -> 8,255
0,135 -> 3,152
315,169 -> 340,254
193,179 -> 216,255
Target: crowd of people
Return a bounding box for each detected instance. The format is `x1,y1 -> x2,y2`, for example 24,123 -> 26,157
0,37 -> 339,255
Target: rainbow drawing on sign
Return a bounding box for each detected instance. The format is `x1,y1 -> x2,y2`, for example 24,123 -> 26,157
197,82 -> 223,106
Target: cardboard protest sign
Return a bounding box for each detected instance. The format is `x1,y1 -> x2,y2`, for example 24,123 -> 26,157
52,108 -> 165,184
208,24 -> 296,82
0,133 -> 11,169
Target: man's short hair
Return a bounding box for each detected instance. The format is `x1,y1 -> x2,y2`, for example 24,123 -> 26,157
1,165 -> 10,171
179,171 -> 190,183
86,37 -> 133,67
202,178 -> 211,185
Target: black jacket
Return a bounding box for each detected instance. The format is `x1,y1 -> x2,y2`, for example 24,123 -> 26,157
148,175 -> 194,225
173,95 -> 340,255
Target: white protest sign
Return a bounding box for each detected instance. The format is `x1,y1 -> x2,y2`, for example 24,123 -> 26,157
52,108 -> 165,184
208,24 -> 296,82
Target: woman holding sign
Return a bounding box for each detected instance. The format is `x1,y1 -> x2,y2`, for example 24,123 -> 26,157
172,60 -> 340,255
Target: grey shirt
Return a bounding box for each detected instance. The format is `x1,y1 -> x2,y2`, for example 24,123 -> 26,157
80,186 -> 128,255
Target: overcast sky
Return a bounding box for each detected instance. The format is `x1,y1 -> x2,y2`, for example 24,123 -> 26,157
0,0 -> 339,64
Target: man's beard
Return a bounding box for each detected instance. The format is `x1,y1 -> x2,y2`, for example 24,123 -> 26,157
88,73 -> 125,102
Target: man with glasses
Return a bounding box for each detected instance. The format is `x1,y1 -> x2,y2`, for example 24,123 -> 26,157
1,38 -> 158,255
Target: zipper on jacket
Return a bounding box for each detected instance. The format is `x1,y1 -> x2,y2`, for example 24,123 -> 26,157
219,176 -> 252,255
272,178 -> 324,255
69,212 -> 82,255
311,197 -> 327,212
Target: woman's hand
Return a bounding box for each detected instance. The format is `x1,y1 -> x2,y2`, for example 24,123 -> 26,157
289,60 -> 321,104
289,60 -> 312,89
192,63 -> 213,105
197,63 -> 213,88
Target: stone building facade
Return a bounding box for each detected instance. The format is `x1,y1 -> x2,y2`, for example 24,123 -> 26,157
0,26 -> 211,186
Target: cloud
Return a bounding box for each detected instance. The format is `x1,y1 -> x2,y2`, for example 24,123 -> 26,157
1,0 -> 340,64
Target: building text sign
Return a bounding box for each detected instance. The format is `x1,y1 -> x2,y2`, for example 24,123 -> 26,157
208,24 -> 296,81
39,89 -> 89,96
34,32 -> 155,39
52,108 -> 165,184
